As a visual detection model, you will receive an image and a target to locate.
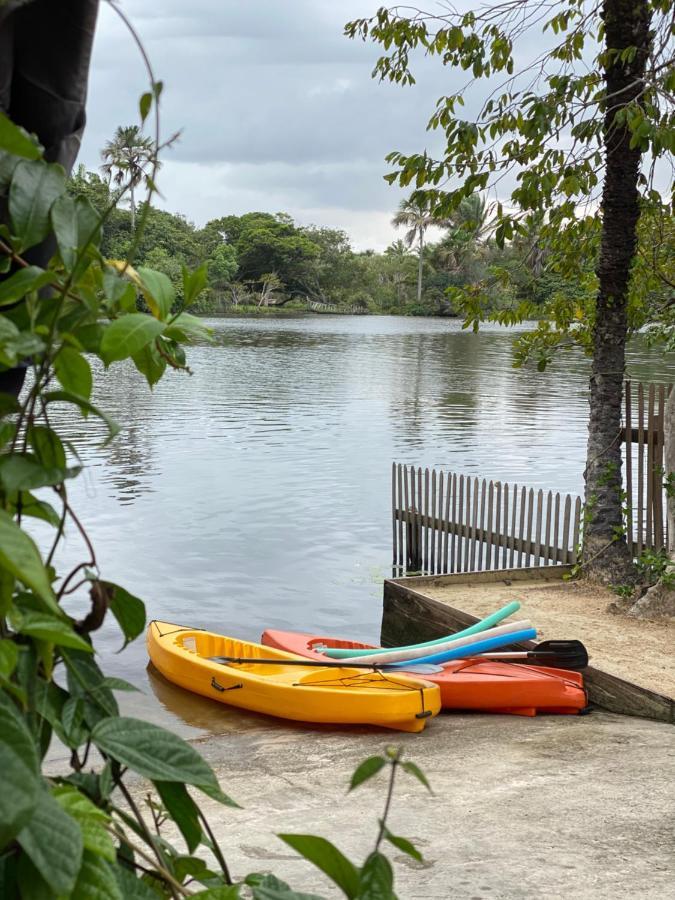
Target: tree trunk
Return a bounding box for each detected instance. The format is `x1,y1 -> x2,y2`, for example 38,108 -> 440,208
129,182 -> 135,230
417,230 -> 424,304
582,0 -> 651,581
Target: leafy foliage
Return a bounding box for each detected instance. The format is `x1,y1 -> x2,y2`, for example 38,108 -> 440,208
71,163 -> 580,317
345,1 -> 674,359
0,37 -> 430,898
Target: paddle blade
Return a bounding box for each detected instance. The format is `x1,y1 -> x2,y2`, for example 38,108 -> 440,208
530,639 -> 589,670
479,640 -> 589,671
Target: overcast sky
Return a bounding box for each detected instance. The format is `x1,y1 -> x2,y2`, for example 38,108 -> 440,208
79,1 -> 459,251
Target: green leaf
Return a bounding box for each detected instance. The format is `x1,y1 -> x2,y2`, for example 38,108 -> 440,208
0,420 -> 15,449
0,453 -> 72,491
0,696 -> 40,847
0,391 -> 20,417
0,321 -> 45,367
50,194 -> 78,267
137,267 -> 175,320
191,888 -> 241,899
0,316 -> 20,367
61,696 -> 89,749
248,873 -> 325,900
9,159 -> 66,251
0,638 -> 19,678
91,717 -> 221,792
72,850 -> 123,900
52,785 -> 110,823
103,271 -> 137,313
182,264 -> 209,307
33,677 -> 69,743
105,581 -> 146,649
401,761 -> 432,792
0,508 -> 56,608
63,650 -> 119,720
53,785 -> 116,862
8,491 -> 61,527
17,786 -> 83,895
28,424 -> 67,469
198,781 -> 240,809
113,864 -> 163,900
131,341 -> 167,387
139,92 -> 153,123
278,835 -> 360,899
14,853 -> 52,900
54,347 -> 93,400
0,111 -> 41,159
0,266 -> 52,307
44,390 -> 120,442
100,313 -> 165,364
349,756 -> 386,791
357,852 -> 395,900
50,195 -> 101,272
15,611 -> 92,652
100,676 -> 140,692
0,567 -> 13,617
165,311 -> 213,343
64,768 -> 111,805
74,322 -> 104,354
172,856 -> 221,885
381,825 -> 422,863
154,781 -> 201,853
0,150 -> 21,193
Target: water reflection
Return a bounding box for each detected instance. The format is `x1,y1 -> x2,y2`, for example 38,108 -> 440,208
35,315 -> 673,736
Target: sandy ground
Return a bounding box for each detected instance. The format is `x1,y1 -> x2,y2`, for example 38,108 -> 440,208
419,577 -> 675,698
133,708 -> 675,899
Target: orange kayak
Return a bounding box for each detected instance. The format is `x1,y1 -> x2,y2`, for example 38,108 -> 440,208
261,630 -> 587,717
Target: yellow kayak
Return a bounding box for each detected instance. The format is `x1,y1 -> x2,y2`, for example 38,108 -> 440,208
147,621 -> 441,733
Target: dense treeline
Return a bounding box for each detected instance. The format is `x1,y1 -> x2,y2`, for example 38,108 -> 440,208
68,165 -> 587,316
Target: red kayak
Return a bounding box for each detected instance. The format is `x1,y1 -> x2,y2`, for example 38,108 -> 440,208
261,630 -> 587,717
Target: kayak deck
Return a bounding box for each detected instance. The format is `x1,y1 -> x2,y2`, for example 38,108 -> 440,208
147,621 -> 441,732
262,630 -> 587,717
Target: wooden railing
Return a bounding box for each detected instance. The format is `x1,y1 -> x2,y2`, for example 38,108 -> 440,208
392,464 -> 582,575
623,381 -> 671,555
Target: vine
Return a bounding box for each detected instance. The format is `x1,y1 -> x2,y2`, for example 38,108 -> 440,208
0,9 -> 427,898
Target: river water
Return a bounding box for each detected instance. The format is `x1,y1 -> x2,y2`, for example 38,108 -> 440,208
44,315 -> 674,737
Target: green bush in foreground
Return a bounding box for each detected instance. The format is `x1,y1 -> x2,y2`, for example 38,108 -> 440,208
0,52 -> 429,900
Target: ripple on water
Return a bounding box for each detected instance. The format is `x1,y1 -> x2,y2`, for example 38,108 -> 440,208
35,315 -> 674,735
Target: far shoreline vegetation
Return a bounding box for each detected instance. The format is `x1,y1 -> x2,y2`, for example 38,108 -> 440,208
69,157 -> 589,320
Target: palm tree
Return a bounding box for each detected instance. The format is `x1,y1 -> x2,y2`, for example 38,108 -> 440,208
385,239 -> 413,261
435,194 -> 489,273
100,125 -> 156,229
452,194 -> 488,242
392,196 -> 448,303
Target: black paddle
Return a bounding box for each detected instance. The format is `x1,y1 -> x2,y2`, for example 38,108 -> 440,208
476,639 -> 589,671
207,656 -> 444,674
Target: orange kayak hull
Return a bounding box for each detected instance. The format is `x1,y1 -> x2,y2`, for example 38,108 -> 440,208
261,630 -> 587,716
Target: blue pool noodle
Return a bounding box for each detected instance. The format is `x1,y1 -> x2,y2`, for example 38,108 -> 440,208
388,628 -> 537,667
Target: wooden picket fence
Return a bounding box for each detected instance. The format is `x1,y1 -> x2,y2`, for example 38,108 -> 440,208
623,381 -> 671,555
392,464 -> 582,575
391,380 -> 671,575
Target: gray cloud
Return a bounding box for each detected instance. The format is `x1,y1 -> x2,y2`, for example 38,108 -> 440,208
78,2 -> 490,248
